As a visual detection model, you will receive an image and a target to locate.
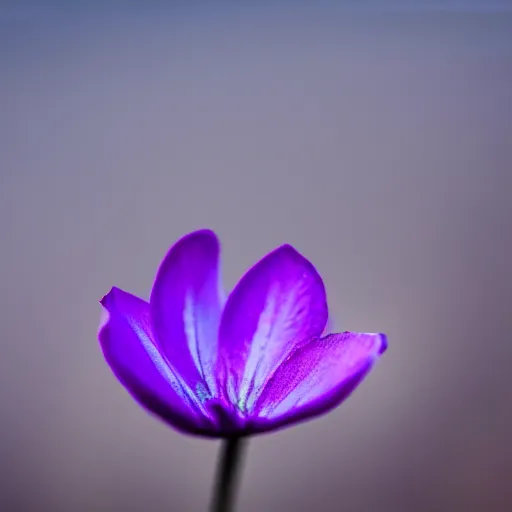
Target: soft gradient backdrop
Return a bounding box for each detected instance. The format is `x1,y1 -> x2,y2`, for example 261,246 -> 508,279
1,2 -> 511,511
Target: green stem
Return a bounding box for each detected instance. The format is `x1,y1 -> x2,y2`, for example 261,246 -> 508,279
210,437 -> 247,512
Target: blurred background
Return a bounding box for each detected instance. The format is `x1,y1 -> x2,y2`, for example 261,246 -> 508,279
1,1 -> 511,511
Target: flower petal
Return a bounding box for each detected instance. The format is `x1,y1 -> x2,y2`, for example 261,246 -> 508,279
99,287 -> 211,435
251,332 -> 387,432
217,244 -> 328,412
150,230 -> 223,394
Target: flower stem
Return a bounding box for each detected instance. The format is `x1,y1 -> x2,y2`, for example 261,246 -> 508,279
210,437 -> 246,512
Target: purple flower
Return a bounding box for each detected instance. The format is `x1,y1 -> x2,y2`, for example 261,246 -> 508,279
99,230 -> 387,437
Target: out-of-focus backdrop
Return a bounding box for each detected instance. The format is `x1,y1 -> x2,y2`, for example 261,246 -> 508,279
1,2 -> 511,511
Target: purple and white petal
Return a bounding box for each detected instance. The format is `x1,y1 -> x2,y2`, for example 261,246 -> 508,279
99,287 -> 210,434
150,230 -> 223,395
216,244 -> 328,412
251,332 -> 387,432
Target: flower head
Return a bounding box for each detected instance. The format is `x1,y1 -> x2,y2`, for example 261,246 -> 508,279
99,230 -> 387,437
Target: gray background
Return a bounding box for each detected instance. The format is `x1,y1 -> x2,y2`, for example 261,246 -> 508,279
1,2 -> 511,511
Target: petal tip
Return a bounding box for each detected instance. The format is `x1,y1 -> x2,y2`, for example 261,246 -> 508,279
272,244 -> 323,277
98,288 -> 120,334
275,243 -> 301,258
155,230 -> 220,280
99,286 -> 121,308
99,288 -> 113,307
377,333 -> 388,355
180,229 -> 219,247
